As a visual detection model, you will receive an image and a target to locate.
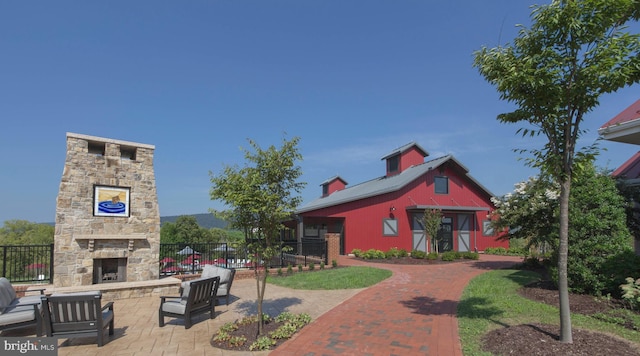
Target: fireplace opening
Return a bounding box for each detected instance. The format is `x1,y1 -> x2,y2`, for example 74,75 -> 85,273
93,258 -> 127,284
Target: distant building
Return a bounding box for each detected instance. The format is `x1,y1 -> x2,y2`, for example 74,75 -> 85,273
288,142 -> 509,255
599,99 -> 640,253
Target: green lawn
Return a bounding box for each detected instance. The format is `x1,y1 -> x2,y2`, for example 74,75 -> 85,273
267,266 -> 391,289
458,269 -> 640,355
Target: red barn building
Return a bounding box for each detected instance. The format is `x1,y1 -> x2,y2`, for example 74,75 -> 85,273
292,142 -> 509,255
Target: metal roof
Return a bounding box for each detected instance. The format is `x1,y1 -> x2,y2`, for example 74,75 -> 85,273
380,141 -> 428,160
297,155 -> 495,213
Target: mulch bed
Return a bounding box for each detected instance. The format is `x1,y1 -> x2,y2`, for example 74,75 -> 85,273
482,279 -> 640,355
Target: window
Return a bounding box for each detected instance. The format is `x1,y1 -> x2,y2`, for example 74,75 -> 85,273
434,176 -> 449,194
387,155 -> 399,173
482,220 -> 495,236
322,184 -> 329,196
383,218 -> 398,236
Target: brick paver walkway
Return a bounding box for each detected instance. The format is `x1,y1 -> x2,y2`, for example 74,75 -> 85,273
271,254 -> 521,356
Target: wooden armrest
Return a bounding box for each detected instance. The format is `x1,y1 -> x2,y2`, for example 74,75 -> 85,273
25,288 -> 46,295
159,296 -> 180,302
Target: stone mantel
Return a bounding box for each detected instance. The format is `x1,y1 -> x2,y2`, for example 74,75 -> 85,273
74,233 -> 147,252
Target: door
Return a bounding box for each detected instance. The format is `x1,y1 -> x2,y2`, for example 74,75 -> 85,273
411,213 -> 427,252
457,214 -> 472,252
437,217 -> 453,252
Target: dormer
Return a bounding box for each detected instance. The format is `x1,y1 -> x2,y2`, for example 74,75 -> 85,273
321,176 -> 348,197
381,142 -> 429,177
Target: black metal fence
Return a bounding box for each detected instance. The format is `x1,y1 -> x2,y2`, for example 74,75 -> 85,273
0,244 -> 53,283
159,240 -> 327,276
0,239 -> 327,282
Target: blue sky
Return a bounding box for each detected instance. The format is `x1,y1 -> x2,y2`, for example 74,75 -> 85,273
2,1 -> 639,224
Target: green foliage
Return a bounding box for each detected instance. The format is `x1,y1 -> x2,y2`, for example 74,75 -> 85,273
308,263 -> 315,271
484,247 -> 508,255
441,251 -> 460,261
422,209 -> 443,253
546,165 -> 635,296
228,336 -> 247,347
361,249 -> 385,259
0,220 -> 54,245
331,259 -> 338,268
216,312 -> 311,351
297,264 -> 303,272
287,264 -> 293,274
160,215 -> 221,244
461,252 -> 479,260
209,136 -> 305,334
621,277 -> 640,310
411,250 -> 426,259
320,261 -> 325,270
426,252 -> 438,260
277,267 -> 283,276
268,266 -> 391,290
249,336 -> 274,351
350,248 -> 363,257
219,322 -> 239,332
212,330 -> 230,343
385,247 -> 408,258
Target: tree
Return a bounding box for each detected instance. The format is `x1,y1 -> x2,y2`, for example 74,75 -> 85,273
492,163 -> 633,295
209,136 -> 305,335
474,0 -> 640,343
422,209 -> 442,253
0,220 -> 54,245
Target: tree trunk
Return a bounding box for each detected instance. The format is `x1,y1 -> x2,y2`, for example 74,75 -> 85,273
255,267 -> 264,335
558,178 -> 573,343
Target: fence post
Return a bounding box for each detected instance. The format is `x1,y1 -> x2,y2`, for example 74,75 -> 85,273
2,245 -> 6,278
49,243 -> 54,282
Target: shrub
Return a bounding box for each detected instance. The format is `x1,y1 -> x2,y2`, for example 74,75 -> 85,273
362,249 -> 385,259
249,336 -> 275,351
320,261 -> 325,269
309,263 -> 315,271
621,277 -> 640,310
351,249 -> 363,257
485,247 -> 508,255
277,267 -> 283,276
385,247 -> 408,258
332,259 -> 338,268
287,264 -> 293,274
297,264 -> 303,272
426,252 -> 439,260
461,252 -> 479,260
441,251 -> 460,261
411,250 -> 426,259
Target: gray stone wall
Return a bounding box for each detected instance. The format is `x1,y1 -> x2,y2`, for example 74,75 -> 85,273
54,133 -> 160,287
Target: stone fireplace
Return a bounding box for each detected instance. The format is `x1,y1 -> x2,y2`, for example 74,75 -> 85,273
53,133 -> 161,288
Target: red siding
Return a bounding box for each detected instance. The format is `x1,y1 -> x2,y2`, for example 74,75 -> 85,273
301,164 -> 508,253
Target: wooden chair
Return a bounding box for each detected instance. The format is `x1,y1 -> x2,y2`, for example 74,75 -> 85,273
159,276 -> 220,329
41,291 -> 114,347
